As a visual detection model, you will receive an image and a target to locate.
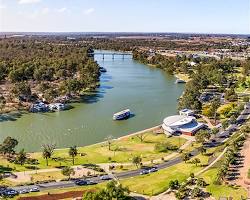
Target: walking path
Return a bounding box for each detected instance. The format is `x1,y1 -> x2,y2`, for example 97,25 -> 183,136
201,115 -> 215,128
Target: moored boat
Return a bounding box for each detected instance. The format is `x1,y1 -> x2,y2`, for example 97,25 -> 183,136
99,67 -> 107,73
175,79 -> 186,84
113,109 -> 131,120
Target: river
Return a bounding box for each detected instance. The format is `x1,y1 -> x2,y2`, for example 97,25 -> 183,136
0,50 -> 184,152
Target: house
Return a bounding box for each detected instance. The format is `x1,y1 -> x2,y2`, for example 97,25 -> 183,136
162,115 -> 206,136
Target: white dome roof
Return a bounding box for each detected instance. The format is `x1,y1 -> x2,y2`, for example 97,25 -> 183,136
163,115 -> 195,127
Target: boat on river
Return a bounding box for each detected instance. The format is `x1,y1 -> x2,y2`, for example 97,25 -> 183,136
99,67 -> 107,73
113,109 -> 131,120
175,79 -> 186,84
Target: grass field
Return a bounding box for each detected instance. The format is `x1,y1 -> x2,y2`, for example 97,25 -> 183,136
0,132 -> 187,172
201,167 -> 247,200
120,150 -> 212,196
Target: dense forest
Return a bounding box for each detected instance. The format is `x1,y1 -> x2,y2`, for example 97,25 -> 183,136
0,38 -> 100,112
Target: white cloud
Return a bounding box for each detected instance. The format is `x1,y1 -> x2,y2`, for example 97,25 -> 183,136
84,8 -> 95,15
41,7 -> 49,15
0,4 -> 6,9
56,7 -> 67,13
18,0 -> 41,4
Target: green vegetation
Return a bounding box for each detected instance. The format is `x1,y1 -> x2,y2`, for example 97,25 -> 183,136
83,181 -> 131,200
120,150 -> 213,196
201,168 -> 247,200
0,132 -> 186,172
0,39 -> 100,112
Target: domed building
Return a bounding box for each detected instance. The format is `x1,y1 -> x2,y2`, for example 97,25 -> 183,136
162,115 -> 206,136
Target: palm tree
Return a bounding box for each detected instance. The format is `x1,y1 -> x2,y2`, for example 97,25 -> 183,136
68,146 -> 78,165
105,135 -> 114,151
42,144 -> 55,166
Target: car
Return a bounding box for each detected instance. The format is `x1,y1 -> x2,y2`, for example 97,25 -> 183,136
30,187 -> 40,192
19,189 -> 29,194
75,180 -> 88,186
140,169 -> 149,175
219,134 -> 229,138
148,167 -> 158,173
2,189 -> 18,197
86,180 -> 98,185
100,175 -> 111,180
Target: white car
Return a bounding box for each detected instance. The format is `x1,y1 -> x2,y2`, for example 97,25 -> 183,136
19,189 -> 29,194
148,167 -> 158,173
30,187 -> 40,192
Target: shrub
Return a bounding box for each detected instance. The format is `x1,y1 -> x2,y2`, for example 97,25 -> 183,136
154,142 -> 178,153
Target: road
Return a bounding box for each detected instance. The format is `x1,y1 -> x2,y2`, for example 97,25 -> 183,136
12,103 -> 250,193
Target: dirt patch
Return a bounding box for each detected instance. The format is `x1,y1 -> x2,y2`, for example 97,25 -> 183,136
18,190 -> 95,200
233,135 -> 250,191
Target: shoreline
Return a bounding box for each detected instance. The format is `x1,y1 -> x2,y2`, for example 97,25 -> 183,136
52,124 -> 162,152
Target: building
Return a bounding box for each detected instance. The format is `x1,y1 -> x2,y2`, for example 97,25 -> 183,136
162,115 -> 206,136
179,109 -> 195,116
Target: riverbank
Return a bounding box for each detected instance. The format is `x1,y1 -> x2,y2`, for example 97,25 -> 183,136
174,73 -> 190,82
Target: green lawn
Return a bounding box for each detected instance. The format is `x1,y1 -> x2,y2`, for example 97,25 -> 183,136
0,132 -> 187,171
201,167 -> 247,200
120,152 -> 210,196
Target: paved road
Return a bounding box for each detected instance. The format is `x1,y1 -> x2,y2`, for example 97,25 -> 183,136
12,102 -> 250,193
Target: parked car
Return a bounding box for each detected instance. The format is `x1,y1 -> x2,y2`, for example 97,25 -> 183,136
86,180 -> 98,185
74,180 -> 87,186
30,187 -> 40,192
148,167 -> 158,173
19,189 -> 29,194
140,170 -> 149,175
100,175 -> 111,180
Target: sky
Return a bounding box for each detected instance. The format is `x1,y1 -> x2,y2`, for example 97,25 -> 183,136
0,0 -> 249,34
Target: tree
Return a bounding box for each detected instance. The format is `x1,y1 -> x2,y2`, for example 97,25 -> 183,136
210,97 -> 221,123
42,144 -> 55,166
196,178 -> 206,187
182,153 -> 191,163
192,158 -> 201,166
105,135 -> 114,151
68,146 -> 78,165
0,137 -> 18,156
132,156 -> 142,168
0,96 -> 6,111
83,181 -> 130,200
195,130 -> 210,144
61,166 -> 75,180
191,187 -> 202,198
15,149 -> 27,165
222,120 -> 229,130
199,146 -> 206,155
136,133 -> 148,143
169,180 -> 179,190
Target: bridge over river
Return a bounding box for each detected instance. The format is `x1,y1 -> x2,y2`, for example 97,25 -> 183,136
89,52 -> 132,60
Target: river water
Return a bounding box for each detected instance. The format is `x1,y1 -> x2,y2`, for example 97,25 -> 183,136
0,51 -> 184,152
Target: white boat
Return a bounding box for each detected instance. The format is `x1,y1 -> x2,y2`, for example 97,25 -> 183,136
113,109 -> 131,120
175,79 -> 186,84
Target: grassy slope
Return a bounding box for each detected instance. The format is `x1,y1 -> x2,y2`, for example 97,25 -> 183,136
201,167 -> 247,200
0,132 -> 186,171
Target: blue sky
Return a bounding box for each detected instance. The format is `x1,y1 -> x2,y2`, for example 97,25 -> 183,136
0,0 -> 249,34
